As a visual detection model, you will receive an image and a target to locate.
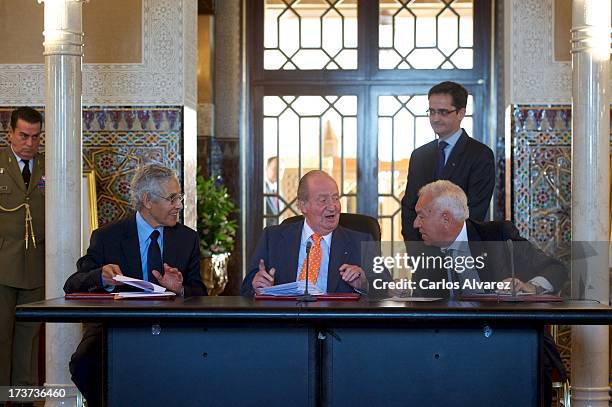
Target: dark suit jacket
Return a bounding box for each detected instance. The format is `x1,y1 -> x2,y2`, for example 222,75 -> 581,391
401,130 -> 495,241
64,214 -> 206,297
240,220 -> 391,297
411,219 -> 568,298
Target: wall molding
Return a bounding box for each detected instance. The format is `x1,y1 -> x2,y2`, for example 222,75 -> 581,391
506,0 -> 612,105
0,0 -> 189,106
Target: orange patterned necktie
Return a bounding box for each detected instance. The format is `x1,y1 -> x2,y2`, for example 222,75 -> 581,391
298,233 -> 322,286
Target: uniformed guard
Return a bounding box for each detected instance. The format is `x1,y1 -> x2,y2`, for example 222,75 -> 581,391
0,107 -> 45,388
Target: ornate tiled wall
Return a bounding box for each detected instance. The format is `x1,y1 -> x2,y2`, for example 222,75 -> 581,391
0,106 -> 183,226
512,104 -> 612,376
512,106 -> 573,261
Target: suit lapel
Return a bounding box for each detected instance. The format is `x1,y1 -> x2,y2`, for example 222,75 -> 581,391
466,220 -> 504,282
423,140 -> 438,181
277,221 -> 302,285
28,154 -> 44,193
441,130 -> 468,179
4,149 -> 26,192
327,227 -> 350,292
163,225 -> 179,269
120,215 -> 143,278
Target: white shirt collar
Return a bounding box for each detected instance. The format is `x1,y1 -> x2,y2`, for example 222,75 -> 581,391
301,219 -> 333,248
442,221 -> 469,253
266,180 -> 278,191
438,127 -> 463,147
10,145 -> 33,166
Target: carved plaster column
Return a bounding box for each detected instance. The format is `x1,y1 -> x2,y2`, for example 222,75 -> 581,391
570,0 -> 610,405
39,0 -> 85,404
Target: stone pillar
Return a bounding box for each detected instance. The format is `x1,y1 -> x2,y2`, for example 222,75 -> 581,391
570,0 -> 610,405
40,0 -> 85,405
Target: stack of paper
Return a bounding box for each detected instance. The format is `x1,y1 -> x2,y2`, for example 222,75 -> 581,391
111,275 -> 176,298
260,281 -> 325,296
113,275 -> 167,293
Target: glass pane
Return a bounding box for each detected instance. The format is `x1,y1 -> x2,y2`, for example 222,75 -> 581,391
379,0 -> 474,70
264,0 -> 358,70
263,95 -> 358,226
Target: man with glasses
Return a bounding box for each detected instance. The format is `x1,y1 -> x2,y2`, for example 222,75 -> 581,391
401,81 -> 495,241
241,170 -> 391,297
0,107 -> 45,392
64,164 -> 206,407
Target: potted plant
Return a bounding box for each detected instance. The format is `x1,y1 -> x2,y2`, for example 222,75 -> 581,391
196,173 -> 237,295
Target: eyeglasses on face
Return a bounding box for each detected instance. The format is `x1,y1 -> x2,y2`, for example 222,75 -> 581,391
152,192 -> 184,205
426,108 -> 458,117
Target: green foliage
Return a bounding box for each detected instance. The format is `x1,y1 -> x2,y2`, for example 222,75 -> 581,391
196,174 -> 237,258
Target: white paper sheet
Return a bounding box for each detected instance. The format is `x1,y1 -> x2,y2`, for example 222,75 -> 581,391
113,275 -> 167,293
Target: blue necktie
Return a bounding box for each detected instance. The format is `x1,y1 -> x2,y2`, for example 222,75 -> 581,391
147,230 -> 162,283
434,141 -> 448,179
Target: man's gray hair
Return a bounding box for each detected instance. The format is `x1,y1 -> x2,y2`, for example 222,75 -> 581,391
131,164 -> 177,210
418,180 -> 469,221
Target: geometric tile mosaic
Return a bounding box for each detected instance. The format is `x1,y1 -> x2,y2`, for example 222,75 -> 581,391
0,106 -> 183,226
512,105 -> 612,264
511,104 -> 612,377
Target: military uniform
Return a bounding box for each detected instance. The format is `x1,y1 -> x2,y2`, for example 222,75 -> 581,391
0,147 -> 45,386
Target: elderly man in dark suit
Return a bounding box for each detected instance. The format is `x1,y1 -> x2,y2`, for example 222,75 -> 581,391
241,170 -> 391,297
409,180 -> 567,298
410,180 -> 567,405
401,81 -> 495,241
64,164 -> 206,407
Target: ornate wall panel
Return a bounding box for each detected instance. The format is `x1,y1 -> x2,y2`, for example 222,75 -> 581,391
512,104 -> 612,375
0,0 -> 191,106
505,0 -> 611,104
0,106 -> 183,226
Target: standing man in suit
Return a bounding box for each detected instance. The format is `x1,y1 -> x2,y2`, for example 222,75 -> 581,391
242,170 -> 391,297
264,156 -> 282,226
401,81 -> 495,241
410,180 -> 567,299
0,107 -> 45,389
64,164 -> 207,407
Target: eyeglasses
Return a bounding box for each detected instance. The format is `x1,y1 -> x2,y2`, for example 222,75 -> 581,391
153,192 -> 184,205
426,108 -> 458,117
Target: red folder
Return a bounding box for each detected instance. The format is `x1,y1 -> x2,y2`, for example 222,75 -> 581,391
64,293 -> 175,301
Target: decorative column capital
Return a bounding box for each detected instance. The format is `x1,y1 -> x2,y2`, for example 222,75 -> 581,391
570,0 -> 611,60
39,0 -> 86,57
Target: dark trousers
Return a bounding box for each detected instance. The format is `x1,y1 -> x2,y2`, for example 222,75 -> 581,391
0,285 -> 44,387
69,324 -> 103,407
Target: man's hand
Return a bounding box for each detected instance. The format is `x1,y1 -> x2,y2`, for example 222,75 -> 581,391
252,259 -> 276,294
101,264 -> 124,286
501,277 -> 537,294
339,264 -> 366,289
152,263 -> 184,295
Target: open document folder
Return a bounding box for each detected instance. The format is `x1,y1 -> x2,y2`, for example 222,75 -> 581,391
260,281 -> 325,296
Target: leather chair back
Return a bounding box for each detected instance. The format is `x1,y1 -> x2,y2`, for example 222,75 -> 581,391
281,213 -> 381,241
